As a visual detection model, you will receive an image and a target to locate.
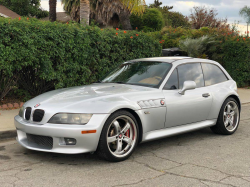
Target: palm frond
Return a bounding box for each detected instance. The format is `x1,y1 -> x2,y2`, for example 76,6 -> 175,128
179,36 -> 216,58
239,5 -> 250,24
120,0 -> 146,15
61,0 -> 80,22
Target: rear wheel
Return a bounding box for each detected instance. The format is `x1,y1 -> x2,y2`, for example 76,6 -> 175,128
211,97 -> 240,135
97,110 -> 139,162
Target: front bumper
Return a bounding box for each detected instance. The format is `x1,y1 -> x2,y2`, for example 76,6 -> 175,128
14,114 -> 110,154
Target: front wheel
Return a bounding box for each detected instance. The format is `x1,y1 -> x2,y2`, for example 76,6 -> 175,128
97,110 -> 139,162
211,97 -> 240,135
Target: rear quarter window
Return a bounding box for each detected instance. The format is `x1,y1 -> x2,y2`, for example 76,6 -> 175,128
201,63 -> 228,86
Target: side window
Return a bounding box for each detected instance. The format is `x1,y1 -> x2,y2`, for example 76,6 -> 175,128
164,69 -> 178,90
178,63 -> 204,89
201,63 -> 228,86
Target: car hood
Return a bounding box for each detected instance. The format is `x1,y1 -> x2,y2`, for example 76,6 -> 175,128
24,83 -> 161,114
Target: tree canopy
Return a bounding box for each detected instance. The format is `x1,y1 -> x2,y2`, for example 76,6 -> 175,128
120,0 -> 146,15
147,0 -> 190,28
189,6 -> 229,29
239,6 -> 250,24
0,0 -> 48,18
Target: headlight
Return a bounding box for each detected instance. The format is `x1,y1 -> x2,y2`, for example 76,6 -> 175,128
48,113 -> 93,125
19,106 -> 24,118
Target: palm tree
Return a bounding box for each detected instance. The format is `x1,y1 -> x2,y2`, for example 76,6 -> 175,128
61,0 -> 80,22
80,0 -> 145,29
80,0 -> 90,25
95,0 -> 132,29
49,0 -> 57,21
62,0 -> 145,28
239,6 -> 250,37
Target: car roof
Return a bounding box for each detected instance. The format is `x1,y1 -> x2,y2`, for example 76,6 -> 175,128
129,56 -> 220,65
130,57 -> 193,63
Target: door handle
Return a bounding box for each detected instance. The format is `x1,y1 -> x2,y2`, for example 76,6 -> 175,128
202,93 -> 210,98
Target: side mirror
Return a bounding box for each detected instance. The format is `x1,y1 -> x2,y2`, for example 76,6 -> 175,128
178,81 -> 196,95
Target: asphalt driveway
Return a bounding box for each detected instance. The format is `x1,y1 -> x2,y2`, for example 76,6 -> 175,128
0,104 -> 250,187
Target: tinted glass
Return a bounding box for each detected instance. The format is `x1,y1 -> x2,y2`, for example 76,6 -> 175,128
102,61 -> 172,88
178,63 -> 204,89
201,63 -> 228,86
164,69 -> 178,90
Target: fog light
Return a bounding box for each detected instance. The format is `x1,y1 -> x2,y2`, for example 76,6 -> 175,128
64,138 -> 76,145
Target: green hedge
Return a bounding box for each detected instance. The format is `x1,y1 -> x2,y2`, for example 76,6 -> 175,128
217,39 -> 250,87
130,8 -> 164,32
0,17 -> 162,100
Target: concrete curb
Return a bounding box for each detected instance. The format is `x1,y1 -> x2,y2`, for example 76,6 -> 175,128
0,130 -> 17,141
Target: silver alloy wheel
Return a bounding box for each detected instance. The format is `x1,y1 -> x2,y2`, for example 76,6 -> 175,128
106,115 -> 137,158
223,101 -> 239,132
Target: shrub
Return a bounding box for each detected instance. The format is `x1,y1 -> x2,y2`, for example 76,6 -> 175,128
161,36 -> 180,48
148,1 -> 190,28
148,27 -> 190,48
130,14 -> 144,31
130,8 -> 164,32
164,11 -> 190,28
0,17 -> 162,99
146,26 -> 235,49
0,70 -> 18,101
179,36 -> 216,58
35,9 -> 49,19
214,38 -> 250,87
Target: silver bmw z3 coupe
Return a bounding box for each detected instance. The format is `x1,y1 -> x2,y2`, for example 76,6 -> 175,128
15,57 -> 241,162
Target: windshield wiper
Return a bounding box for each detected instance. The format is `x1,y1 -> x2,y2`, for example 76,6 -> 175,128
112,81 -> 126,84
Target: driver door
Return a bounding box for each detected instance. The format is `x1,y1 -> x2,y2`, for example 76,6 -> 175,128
162,63 -> 213,128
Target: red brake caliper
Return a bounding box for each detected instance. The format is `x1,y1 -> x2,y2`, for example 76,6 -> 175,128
125,129 -> 130,138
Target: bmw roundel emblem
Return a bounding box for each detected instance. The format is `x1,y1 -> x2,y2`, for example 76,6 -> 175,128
160,100 -> 165,105
34,103 -> 40,108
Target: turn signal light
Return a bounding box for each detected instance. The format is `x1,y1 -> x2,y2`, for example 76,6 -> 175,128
81,130 -> 97,134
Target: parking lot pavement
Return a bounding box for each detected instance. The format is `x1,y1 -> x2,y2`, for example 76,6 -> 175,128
0,104 -> 250,187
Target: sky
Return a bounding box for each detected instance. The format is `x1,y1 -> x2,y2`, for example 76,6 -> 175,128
40,0 -> 250,33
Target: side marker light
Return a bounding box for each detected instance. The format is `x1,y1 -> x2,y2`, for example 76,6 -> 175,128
81,130 -> 97,134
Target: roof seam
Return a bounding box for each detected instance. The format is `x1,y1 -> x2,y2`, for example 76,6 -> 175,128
171,57 -> 194,63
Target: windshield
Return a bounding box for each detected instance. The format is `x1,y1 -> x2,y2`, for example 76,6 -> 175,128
102,61 -> 172,88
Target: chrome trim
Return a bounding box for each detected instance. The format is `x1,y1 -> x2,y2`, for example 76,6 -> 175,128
137,98 -> 166,109
23,106 -> 45,125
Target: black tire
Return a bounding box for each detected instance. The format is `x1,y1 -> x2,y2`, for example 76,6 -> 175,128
211,97 -> 240,135
97,110 -> 139,162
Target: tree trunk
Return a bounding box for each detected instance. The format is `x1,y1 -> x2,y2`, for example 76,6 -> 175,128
49,0 -> 57,22
80,0 -> 90,25
119,10 -> 132,30
71,5 -> 80,23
